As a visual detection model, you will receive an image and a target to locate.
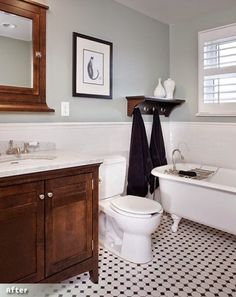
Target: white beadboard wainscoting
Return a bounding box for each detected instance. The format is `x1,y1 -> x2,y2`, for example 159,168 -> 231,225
0,121 -> 235,169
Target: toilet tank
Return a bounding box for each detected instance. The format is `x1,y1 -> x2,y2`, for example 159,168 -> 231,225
99,155 -> 127,200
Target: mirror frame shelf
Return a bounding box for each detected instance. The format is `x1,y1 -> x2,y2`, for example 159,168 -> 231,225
0,0 -> 54,113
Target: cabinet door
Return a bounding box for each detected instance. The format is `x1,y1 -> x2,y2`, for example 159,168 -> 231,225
45,173 -> 93,277
0,181 -> 44,283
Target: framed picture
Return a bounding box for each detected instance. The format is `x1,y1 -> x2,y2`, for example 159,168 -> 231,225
73,32 -> 113,99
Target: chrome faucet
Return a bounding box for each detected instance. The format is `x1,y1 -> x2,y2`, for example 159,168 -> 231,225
6,140 -> 22,157
172,149 -> 184,171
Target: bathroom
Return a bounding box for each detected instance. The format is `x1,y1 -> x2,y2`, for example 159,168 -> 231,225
0,0 -> 236,296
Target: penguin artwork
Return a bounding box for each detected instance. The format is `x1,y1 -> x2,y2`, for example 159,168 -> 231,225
87,57 -> 99,80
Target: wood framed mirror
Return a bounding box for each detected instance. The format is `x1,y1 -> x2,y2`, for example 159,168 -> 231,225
0,0 -> 54,112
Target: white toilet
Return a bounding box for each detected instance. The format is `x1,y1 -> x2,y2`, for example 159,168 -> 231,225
99,155 -> 163,264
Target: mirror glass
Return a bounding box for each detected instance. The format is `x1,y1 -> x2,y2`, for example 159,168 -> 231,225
0,11 -> 33,88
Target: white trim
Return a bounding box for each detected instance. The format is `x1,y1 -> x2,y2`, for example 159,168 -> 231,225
196,112 -> 236,117
0,121 -> 138,132
169,121 -> 236,127
0,122 -> 134,127
198,23 -> 236,115
1,120 -> 236,128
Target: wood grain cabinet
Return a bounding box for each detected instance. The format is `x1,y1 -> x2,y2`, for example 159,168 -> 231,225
0,164 -> 100,283
0,181 -> 44,283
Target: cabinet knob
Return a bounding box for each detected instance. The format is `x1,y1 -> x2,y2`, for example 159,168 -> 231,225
47,192 -> 53,198
39,194 -> 45,200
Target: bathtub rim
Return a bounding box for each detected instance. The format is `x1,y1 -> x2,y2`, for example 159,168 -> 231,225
152,163 -> 236,194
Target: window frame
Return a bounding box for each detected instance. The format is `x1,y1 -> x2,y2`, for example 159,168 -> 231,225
198,23 -> 236,116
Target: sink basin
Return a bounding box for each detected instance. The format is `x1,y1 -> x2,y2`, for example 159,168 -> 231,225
0,154 -> 57,165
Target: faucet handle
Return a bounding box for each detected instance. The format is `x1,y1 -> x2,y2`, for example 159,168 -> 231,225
9,140 -> 13,147
6,140 -> 14,155
22,143 -> 30,154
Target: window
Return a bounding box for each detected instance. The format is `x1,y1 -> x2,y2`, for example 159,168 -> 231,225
198,23 -> 236,116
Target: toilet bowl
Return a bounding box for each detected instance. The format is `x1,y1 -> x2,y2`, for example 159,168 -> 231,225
99,156 -> 163,264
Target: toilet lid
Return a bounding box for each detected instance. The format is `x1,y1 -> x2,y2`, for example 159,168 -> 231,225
110,195 -> 162,215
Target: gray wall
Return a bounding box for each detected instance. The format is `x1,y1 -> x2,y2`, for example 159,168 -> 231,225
169,6 -> 236,122
0,0 -> 169,123
0,36 -> 32,88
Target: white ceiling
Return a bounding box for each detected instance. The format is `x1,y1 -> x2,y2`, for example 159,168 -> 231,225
114,0 -> 236,24
0,11 -> 32,42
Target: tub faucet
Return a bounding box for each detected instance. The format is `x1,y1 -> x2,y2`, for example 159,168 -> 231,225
172,149 -> 184,171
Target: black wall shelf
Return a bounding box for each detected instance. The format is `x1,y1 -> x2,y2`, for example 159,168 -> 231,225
126,96 -> 185,117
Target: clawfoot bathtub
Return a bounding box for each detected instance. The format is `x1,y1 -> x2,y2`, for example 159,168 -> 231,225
152,163 -> 236,235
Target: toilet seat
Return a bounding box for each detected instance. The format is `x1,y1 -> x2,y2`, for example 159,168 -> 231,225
110,204 -> 152,218
110,195 -> 163,218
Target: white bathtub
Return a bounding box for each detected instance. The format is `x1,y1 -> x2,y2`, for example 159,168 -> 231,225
152,163 -> 236,235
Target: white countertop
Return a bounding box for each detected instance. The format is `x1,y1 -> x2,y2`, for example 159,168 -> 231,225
0,150 -> 103,178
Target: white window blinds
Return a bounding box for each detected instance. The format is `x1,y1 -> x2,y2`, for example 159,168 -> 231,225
198,23 -> 236,115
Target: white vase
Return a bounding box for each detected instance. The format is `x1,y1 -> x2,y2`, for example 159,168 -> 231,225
164,78 -> 175,99
154,78 -> 166,98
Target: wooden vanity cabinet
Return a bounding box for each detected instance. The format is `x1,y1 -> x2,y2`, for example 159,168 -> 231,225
0,164 -> 100,283
0,181 -> 44,283
45,172 -> 94,277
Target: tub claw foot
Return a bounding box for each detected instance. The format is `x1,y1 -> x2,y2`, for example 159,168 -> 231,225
171,214 -> 182,233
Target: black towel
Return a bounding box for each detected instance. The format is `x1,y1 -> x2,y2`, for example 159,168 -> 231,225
150,109 -> 167,193
127,108 -> 153,197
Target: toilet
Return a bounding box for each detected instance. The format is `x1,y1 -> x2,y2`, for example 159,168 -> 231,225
99,155 -> 163,264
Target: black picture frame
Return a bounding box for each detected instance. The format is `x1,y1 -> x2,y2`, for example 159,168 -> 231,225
73,32 -> 113,99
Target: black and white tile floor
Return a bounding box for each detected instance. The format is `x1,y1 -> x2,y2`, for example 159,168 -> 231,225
44,215 -> 236,297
